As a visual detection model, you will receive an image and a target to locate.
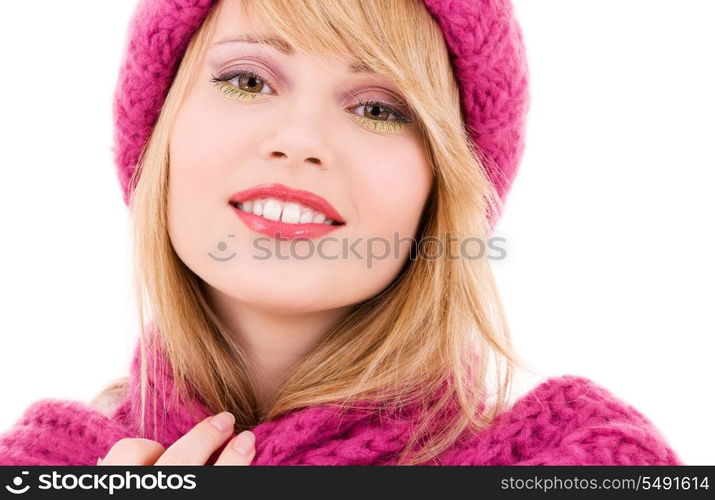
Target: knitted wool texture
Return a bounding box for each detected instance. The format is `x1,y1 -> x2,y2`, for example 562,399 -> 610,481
0,326 -> 683,466
111,0 -> 530,207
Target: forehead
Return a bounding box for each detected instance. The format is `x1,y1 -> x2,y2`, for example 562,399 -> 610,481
209,0 -> 374,74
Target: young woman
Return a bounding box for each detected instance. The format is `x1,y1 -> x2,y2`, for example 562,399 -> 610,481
0,0 -> 683,466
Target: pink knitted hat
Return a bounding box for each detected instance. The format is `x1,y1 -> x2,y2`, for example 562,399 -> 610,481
111,0 -> 529,208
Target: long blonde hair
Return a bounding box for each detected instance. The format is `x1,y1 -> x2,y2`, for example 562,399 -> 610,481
99,0 -> 528,465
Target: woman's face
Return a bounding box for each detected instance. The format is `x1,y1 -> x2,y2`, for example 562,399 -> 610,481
168,0 -> 433,313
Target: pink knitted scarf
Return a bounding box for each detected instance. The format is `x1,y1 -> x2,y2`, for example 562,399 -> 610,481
0,329 -> 683,465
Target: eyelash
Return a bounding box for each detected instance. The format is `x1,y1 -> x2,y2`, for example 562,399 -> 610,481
209,70 -> 414,134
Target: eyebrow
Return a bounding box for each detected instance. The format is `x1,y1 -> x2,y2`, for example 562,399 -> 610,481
212,34 -> 375,74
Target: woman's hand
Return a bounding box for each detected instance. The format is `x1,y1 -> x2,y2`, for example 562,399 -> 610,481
97,411 -> 255,466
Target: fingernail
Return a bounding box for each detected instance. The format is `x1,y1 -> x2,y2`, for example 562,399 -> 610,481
209,411 -> 235,432
232,430 -> 255,455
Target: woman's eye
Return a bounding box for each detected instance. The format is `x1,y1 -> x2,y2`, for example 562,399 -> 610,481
235,73 -> 272,94
350,100 -> 413,134
354,103 -> 394,122
210,70 -> 275,101
210,71 -> 414,134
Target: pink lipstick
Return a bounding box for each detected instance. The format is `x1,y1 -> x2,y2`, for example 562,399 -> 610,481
228,183 -> 346,240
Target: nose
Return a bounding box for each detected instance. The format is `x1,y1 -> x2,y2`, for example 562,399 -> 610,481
258,91 -> 336,170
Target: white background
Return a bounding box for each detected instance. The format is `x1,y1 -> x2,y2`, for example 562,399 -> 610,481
0,1 -> 713,464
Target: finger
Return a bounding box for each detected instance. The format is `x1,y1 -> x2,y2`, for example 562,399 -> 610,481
214,430 -> 256,466
100,438 -> 166,466
154,411 -> 236,466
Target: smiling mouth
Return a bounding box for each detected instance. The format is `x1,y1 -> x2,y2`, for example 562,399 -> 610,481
229,199 -> 346,226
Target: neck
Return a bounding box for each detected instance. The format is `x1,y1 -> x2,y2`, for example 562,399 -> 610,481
205,286 -> 352,409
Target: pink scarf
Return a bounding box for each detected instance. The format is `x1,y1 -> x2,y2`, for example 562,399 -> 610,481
0,327 -> 683,466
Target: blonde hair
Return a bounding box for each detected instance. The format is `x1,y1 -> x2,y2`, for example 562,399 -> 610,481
100,0 -> 529,465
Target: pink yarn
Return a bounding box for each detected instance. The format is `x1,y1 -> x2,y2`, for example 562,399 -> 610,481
111,0 -> 529,208
0,325 -> 683,465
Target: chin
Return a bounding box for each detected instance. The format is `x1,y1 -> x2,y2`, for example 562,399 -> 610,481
214,278 -> 329,310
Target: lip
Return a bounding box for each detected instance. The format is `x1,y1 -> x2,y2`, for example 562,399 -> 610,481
229,183 -> 345,223
228,182 -> 346,240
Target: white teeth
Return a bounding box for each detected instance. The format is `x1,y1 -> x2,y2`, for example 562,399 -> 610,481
262,199 -> 283,221
236,197 -> 339,226
280,202 -> 302,224
299,208 -> 315,223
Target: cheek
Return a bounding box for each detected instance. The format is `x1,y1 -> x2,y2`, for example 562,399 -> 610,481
352,134 -> 432,238
321,133 -> 432,303
169,88 -> 247,189
167,86 -> 259,229
166,89 -> 250,276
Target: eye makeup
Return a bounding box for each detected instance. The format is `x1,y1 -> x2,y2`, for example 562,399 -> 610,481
208,56 -> 415,135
